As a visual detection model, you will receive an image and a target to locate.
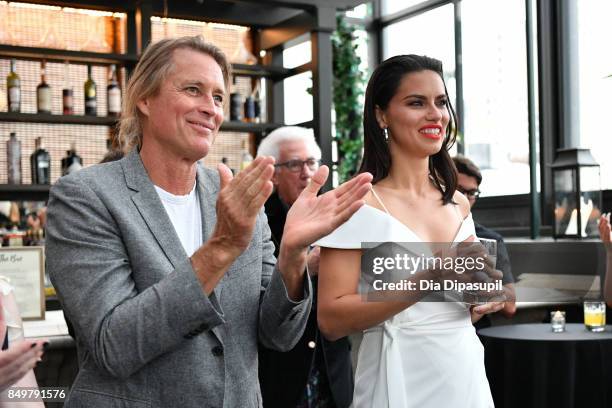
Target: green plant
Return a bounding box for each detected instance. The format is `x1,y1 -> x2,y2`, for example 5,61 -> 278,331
332,14 -> 365,183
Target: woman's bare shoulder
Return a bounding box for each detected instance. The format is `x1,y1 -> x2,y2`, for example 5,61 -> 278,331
453,190 -> 471,218
365,187 -> 386,213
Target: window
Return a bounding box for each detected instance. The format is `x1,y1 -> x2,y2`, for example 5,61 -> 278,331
345,3 -> 371,19
577,0 -> 612,189
283,40 -> 312,125
461,0 -> 531,196
382,0 -> 432,16
283,39 -> 311,69
382,4 -> 457,119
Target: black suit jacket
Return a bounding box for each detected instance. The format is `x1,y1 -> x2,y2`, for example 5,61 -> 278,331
258,192 -> 354,408
474,222 -> 514,330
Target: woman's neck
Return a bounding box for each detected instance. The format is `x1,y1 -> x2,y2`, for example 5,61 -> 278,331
378,150 -> 432,195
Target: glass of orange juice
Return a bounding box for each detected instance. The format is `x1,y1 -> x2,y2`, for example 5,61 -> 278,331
583,301 -> 606,332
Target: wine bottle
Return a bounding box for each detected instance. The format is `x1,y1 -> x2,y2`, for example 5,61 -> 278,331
251,80 -> 262,123
220,157 -> 235,175
61,142 -> 83,176
6,59 -> 20,113
240,139 -> 253,171
84,64 -> 97,116
253,90 -> 262,123
106,65 -> 121,116
107,64 -> 121,117
37,60 -> 52,114
30,137 -> 51,185
6,132 -> 21,184
62,61 -> 74,115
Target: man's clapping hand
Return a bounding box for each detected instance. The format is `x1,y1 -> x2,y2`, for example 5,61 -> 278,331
212,156 -> 275,257
281,166 -> 372,253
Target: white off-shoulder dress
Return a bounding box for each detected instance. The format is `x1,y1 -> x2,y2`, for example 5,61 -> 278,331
316,197 -> 494,408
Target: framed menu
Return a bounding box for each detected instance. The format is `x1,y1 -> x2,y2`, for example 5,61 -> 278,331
0,247 -> 45,320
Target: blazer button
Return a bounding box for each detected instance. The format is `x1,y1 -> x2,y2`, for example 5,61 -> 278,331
211,346 -> 224,357
307,341 -> 316,349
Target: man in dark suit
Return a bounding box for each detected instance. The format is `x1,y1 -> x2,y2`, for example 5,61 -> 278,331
257,127 -> 354,408
453,155 -> 516,328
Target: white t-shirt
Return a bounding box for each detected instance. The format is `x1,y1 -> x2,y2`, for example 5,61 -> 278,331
154,183 -> 203,257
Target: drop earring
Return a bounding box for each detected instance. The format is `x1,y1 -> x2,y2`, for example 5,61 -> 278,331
383,127 -> 389,142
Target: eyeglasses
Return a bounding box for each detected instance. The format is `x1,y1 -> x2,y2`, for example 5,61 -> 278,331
274,158 -> 320,173
457,186 -> 481,198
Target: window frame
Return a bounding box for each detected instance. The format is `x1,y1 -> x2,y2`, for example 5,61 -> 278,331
371,0 -> 589,238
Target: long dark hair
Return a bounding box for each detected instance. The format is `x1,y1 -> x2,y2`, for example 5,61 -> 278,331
358,55 -> 458,204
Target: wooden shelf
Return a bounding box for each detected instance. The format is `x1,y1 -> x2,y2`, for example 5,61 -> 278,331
220,121 -> 284,133
0,45 -> 138,66
0,113 -> 284,132
0,46 -> 297,80
231,63 -> 295,80
0,184 -> 51,201
0,112 -> 118,126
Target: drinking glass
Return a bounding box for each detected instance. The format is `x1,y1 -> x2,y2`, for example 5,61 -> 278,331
462,237 -> 501,305
583,301 -> 606,332
550,310 -> 566,332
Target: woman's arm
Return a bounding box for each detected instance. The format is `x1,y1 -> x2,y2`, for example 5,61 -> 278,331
0,289 -> 45,407
317,247 -> 431,341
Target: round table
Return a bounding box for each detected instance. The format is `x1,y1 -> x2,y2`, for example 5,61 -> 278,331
478,323 -> 612,408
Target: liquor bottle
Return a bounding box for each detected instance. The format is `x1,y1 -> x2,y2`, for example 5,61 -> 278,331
107,64 -> 121,117
84,64 -> 97,116
6,59 -> 21,113
253,90 -> 262,123
240,139 -> 253,171
37,60 -> 52,114
230,92 -> 242,121
220,157 -> 235,175
61,142 -> 83,176
62,61 -> 74,115
251,80 -> 262,123
30,137 -> 51,184
243,95 -> 255,123
6,132 -> 21,184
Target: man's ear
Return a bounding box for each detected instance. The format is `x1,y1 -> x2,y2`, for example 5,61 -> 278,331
136,98 -> 150,117
375,105 -> 387,129
271,170 -> 279,186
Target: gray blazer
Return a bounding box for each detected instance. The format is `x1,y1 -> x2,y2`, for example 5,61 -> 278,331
46,150 -> 312,408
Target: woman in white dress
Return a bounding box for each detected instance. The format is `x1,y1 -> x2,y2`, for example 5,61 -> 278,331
317,55 -> 504,408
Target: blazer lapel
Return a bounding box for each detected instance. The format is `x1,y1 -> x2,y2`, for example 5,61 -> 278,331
121,150 -> 187,270
196,165 -> 224,301
196,164 -> 218,247
196,165 -> 226,343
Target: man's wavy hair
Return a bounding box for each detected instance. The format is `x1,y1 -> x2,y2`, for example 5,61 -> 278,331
118,36 -> 231,152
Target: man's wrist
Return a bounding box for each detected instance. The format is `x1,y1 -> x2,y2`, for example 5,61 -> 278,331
278,243 -> 307,269
208,232 -> 244,261
190,237 -> 241,294
278,243 -> 308,279
277,244 -> 308,301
